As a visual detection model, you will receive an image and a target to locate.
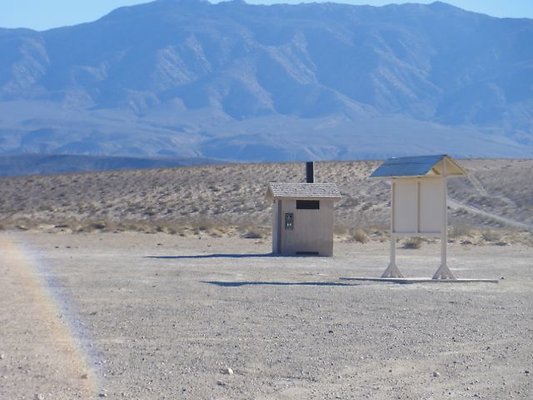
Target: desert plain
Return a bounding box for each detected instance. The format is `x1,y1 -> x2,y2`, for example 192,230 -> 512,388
0,160 -> 532,399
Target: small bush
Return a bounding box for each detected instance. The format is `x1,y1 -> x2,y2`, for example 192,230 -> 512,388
482,230 -> 501,242
91,222 -> 107,230
527,231 -> 533,247
449,224 -> 471,238
351,228 -> 369,244
193,218 -> 214,232
402,237 -> 423,249
241,231 -> 263,239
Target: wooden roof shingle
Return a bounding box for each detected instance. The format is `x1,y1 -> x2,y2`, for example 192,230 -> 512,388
266,183 -> 341,200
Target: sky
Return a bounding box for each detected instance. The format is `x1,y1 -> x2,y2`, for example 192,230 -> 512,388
2,0 -> 532,31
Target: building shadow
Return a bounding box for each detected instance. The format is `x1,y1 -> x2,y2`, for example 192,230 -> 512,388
145,253 -> 273,260
203,280 -> 359,287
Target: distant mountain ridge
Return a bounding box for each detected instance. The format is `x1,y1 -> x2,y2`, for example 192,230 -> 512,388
0,154 -> 217,177
0,0 -> 531,162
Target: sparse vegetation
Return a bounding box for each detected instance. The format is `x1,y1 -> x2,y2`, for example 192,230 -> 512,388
449,224 -> 472,238
0,160 -> 531,243
482,230 -> 502,242
351,228 -> 369,244
241,230 -> 264,239
402,237 -> 423,249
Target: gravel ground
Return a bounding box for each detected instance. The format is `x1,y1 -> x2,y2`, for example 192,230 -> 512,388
1,231 -> 532,399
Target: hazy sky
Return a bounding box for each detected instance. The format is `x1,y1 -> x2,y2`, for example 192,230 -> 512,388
3,0 -> 533,31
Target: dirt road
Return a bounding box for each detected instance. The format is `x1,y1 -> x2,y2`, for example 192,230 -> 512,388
1,232 -> 532,399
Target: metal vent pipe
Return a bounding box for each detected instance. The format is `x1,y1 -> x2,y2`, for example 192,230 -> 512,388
306,161 -> 314,183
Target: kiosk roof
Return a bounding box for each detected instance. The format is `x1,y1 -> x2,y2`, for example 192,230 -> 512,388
370,155 -> 466,178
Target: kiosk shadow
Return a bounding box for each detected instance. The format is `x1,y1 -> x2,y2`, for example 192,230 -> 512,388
203,280 -> 358,287
145,253 -> 273,260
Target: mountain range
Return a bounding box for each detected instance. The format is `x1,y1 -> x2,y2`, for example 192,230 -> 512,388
1,0 -> 532,163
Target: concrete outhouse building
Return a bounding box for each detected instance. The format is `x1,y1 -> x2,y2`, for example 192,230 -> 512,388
370,154 -> 467,279
266,165 -> 341,256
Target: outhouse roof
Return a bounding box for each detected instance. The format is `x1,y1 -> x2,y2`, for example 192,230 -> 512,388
370,154 -> 467,179
266,183 -> 341,200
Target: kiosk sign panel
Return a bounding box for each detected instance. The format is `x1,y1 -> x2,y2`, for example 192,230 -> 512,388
392,178 -> 444,235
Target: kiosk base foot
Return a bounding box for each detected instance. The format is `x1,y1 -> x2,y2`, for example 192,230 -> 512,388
381,263 -> 404,278
432,264 -> 456,280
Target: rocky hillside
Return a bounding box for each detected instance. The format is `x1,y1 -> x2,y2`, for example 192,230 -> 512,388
0,0 -> 532,161
0,160 -> 531,240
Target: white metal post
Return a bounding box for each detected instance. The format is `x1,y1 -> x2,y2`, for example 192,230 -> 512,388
382,181 -> 404,278
441,175 -> 447,266
432,160 -> 456,279
381,233 -> 404,278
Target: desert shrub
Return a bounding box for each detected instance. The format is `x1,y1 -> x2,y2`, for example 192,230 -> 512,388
78,222 -> 93,232
241,230 -> 263,239
115,220 -> 151,233
481,230 -> 501,242
402,237 -> 423,249
527,231 -> 533,247
91,222 -> 107,230
351,228 -> 369,244
194,219 -> 214,232
15,218 -> 39,231
185,218 -> 212,235
371,229 -> 387,237
449,224 -> 472,238
237,223 -> 268,239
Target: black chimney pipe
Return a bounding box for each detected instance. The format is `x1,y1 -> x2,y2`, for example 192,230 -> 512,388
306,161 -> 314,183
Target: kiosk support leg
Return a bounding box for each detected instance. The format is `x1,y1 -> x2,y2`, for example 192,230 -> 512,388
382,235 -> 404,278
432,232 -> 456,279
432,264 -> 456,280
432,176 -> 456,280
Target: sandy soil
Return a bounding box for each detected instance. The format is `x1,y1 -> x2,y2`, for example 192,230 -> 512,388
1,231 -> 531,399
